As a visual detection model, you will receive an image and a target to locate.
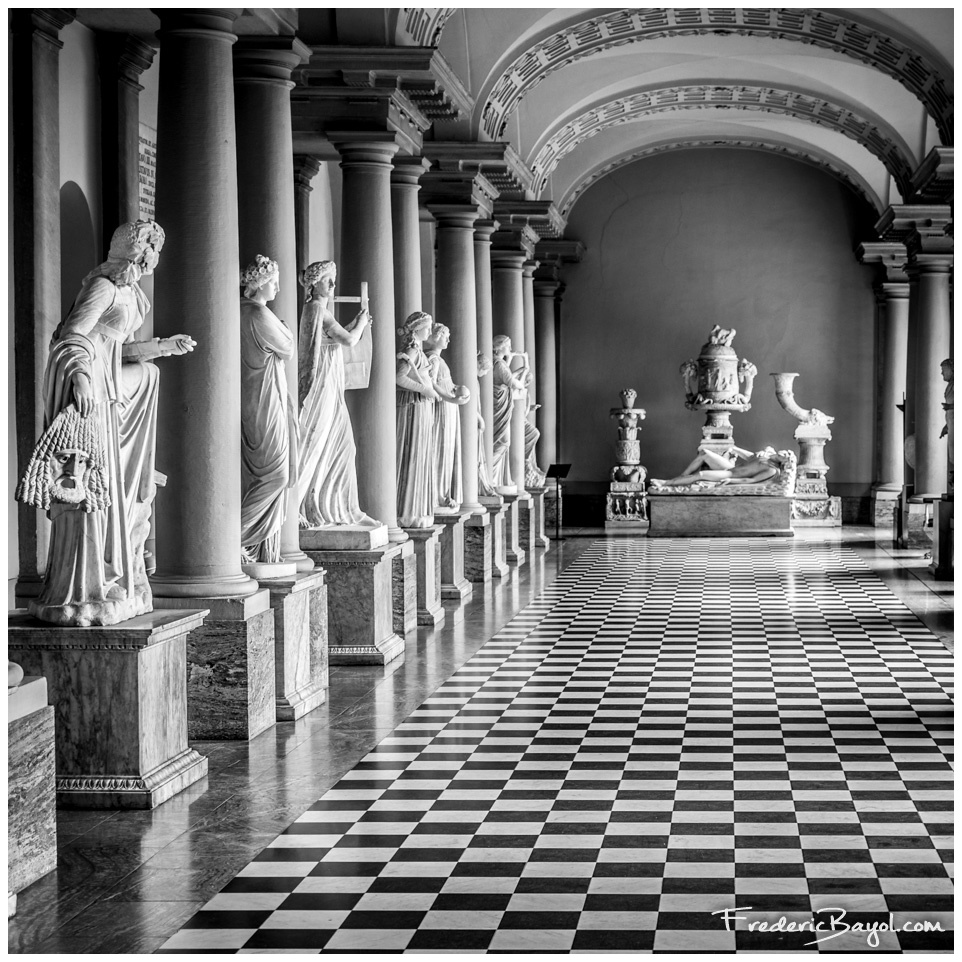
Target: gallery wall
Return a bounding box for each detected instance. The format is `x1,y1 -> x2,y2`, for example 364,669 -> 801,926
560,148 -> 880,497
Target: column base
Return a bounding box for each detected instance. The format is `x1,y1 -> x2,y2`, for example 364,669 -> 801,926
871,487 -> 900,528
402,525 -> 446,628
389,540 -> 418,636
464,510 -> 492,583
436,512 -> 474,607
154,592 -> 276,741
301,524 -> 389,551
526,486 -> 550,548
9,609 -> 212,808
481,497 -> 509,579
242,560 -> 298,580
791,496 -> 842,527
501,493 -> 526,566
304,544 -> 405,666
260,570 -> 329,722
282,548 -> 316,574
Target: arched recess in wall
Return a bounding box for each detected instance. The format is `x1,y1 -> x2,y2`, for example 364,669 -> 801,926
59,181 -> 97,320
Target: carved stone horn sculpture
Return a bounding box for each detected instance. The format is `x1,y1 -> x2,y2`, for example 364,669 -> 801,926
771,372 -> 810,421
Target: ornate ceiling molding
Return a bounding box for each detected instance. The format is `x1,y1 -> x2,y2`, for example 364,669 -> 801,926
560,139 -> 883,218
399,8 -> 457,47
480,8 -> 952,146
531,85 -> 914,198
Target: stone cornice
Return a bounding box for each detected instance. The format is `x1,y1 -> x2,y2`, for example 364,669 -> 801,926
420,169 -> 497,217
422,142 -> 534,198
493,200 -> 565,240
13,9 -> 75,46
856,241 -> 908,283
299,46 -> 473,123
397,8 -> 457,47
535,239 -> 586,266
875,205 -> 952,243
910,147 -> 953,204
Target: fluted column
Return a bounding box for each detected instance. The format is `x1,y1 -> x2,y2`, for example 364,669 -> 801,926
151,7 -> 258,599
12,9 -> 75,602
432,207 -> 483,514
233,37 -> 312,572
474,220 -> 497,472
293,155 -> 321,319
333,138 -> 404,541
534,275 -> 560,469
391,158 -> 429,326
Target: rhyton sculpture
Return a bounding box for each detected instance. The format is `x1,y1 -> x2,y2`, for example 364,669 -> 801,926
16,220 -> 196,626
605,388 -> 648,527
425,322 -> 469,512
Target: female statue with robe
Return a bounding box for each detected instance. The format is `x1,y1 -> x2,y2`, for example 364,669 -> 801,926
239,256 -> 297,566
396,311 -> 440,528
490,334 -> 531,491
295,260 -> 379,528
476,353 -> 496,497
424,322 -> 469,512
16,219 -> 195,626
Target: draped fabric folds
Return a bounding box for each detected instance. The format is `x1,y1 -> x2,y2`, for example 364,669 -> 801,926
490,357 -> 516,489
396,349 -> 437,528
427,353 -> 462,510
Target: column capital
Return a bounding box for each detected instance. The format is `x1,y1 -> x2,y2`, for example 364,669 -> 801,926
233,36 -> 311,85
473,219 -> 499,241
293,155 -> 322,190
906,229 -> 953,262
330,135 -> 402,168
12,9 -> 75,46
909,146 -> 953,203
875,281 -> 910,305
490,249 -> 528,271
491,224 -> 538,259
534,277 -> 562,298
422,141 -> 533,197
391,156 -> 431,188
856,241 -> 908,283
154,8 -> 243,37
97,33 -> 156,89
875,204 -> 951,242
427,206 -> 481,231
522,259 -> 539,279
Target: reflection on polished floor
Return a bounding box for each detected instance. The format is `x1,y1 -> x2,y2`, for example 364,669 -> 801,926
8,528 -> 954,954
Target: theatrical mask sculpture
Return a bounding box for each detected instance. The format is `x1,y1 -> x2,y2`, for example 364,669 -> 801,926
425,322 -> 469,512
239,256 -> 298,565
296,260 -> 379,528
490,334 -> 532,491
396,311 -> 440,527
16,219 -> 195,626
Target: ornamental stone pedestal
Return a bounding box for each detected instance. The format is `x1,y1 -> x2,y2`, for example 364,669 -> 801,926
501,493 -> 526,567
403,526 -> 446,628
605,389 -> 649,530
436,512 -> 473,618
391,540 -> 418,636
520,488 -> 549,549
480,498 -> 509,580
9,610 -> 210,808
464,509 -> 492,583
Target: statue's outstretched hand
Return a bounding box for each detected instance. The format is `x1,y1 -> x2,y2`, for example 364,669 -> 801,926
72,374 -> 95,416
158,335 -> 197,356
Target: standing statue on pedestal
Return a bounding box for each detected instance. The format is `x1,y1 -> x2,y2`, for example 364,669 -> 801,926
239,256 -> 297,567
396,311 -> 440,527
296,260 -> 379,528
425,322 -> 469,512
16,220 -> 196,626
941,358 -> 953,492
490,334 -> 531,491
477,353 -> 496,497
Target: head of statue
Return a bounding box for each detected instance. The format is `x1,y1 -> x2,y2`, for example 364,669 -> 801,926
397,311 -> 433,348
426,322 -> 451,351
492,334 -> 512,358
108,220 -> 166,276
16,408 -> 110,513
240,255 -> 280,300
300,260 -> 337,301
941,358 -> 953,381
477,352 -> 493,378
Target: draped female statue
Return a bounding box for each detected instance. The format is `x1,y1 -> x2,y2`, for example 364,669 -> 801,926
490,334 -> 531,492
16,219 -> 195,626
296,260 -> 379,528
476,352 -> 496,497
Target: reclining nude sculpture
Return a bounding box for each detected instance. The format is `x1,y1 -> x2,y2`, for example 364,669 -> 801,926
650,444 -> 797,495
16,219 -> 196,626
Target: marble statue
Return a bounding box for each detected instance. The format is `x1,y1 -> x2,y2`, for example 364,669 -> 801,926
239,256 -> 297,565
396,311 -> 440,528
296,260 -> 379,528
941,358 -> 953,490
477,353 -> 496,497
425,322 -> 469,512
650,444 -> 797,496
490,334 -> 531,491
524,403 -> 545,488
15,219 -> 195,626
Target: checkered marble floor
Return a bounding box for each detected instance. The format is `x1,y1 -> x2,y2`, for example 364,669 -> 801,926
160,539 -> 953,953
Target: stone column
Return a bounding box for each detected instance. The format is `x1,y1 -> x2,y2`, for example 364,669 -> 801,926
333,137 -> 404,541
293,155 -> 321,319
522,260 -> 538,412
534,274 -> 560,470
11,9 -> 75,603
234,37 -> 313,574
391,158 -> 429,325
474,219 -> 498,472
97,33 -> 155,240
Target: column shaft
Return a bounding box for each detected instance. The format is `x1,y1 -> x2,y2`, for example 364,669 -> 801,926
474,221 -> 497,472
522,260 -> 538,409
151,8 -> 258,598
534,280 -> 559,468
391,160 -> 428,326
876,284 -> 910,492
293,156 -> 321,320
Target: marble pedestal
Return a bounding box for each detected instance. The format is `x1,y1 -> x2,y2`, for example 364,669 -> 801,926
155,591 -> 275,741
437,512 -> 473,611
481,497 -> 509,579
403,525 -> 446,628
648,495 -> 795,538
304,544 -> 405,666
605,482 -> 649,531
871,487 -> 900,528
464,510 -> 492,583
261,570 -> 328,722
9,609 -> 210,808
502,493 -> 527,566
791,496 -> 842,526
390,540 -> 418,635
931,497 -> 953,581
8,677 -> 56,913
524,486 -> 550,548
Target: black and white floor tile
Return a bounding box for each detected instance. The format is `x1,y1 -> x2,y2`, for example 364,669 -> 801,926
160,539 -> 953,953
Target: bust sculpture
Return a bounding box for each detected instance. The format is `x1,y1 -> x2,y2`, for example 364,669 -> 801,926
16,219 -> 195,626
490,334 -> 531,491
239,255 -> 297,566
296,260 -> 379,528
396,311 -> 440,527
425,322 -> 469,512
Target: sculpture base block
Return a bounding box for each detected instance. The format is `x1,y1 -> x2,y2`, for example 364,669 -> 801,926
154,592 -> 276,742
525,487 -> 550,549
304,544 -> 405,666
437,512 -> 473,607
872,488 -> 900,528
300,524 -> 389,551
8,610 -> 211,808
648,495 -> 794,538
464,510 -> 492,583
389,541 -> 418,635
502,493 -> 527,566
260,570 -> 328,722
791,496 -> 842,526
242,561 -> 298,580
402,526 -> 446,628
480,498 -> 509,579
931,497 -> 953,581
8,678 -> 56,896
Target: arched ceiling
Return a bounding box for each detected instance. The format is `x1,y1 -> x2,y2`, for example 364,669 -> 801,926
435,7 -> 953,218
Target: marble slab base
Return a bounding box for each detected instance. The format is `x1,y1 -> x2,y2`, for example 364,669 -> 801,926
464,510 -> 492,583
931,497 -> 953,581
390,540 -> 418,635
525,486 -> 550,549
791,496 -> 842,526
871,489 -> 899,528
261,570 -> 329,722
304,544 -> 405,665
501,493 -> 527,566
648,495 -> 795,537
517,494 -> 537,558
154,592 -> 276,742
242,560 -> 297,579
9,609 -> 211,808
8,678 -> 56,897
402,525 -> 446,628
436,512 -> 473,606
480,498 -> 509,579
300,524 -> 389,551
